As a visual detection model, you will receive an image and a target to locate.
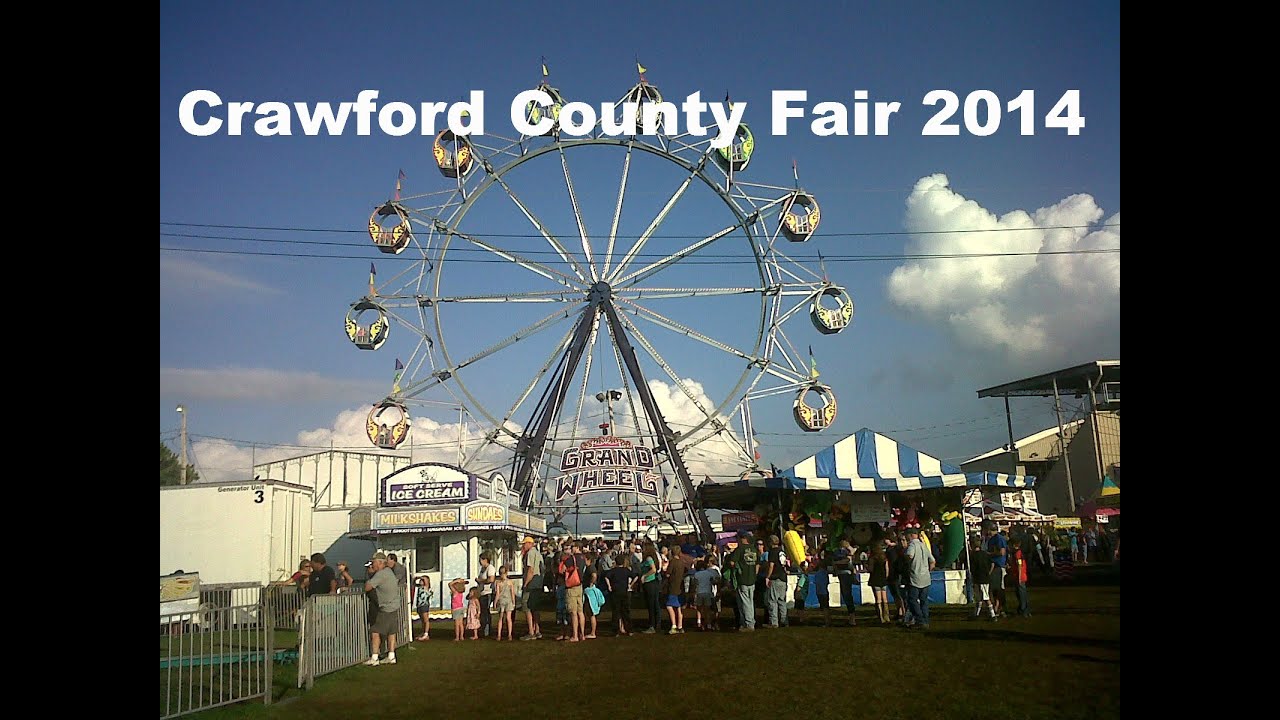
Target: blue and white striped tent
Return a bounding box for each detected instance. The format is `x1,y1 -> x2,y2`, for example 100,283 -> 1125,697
774,427 -> 1035,492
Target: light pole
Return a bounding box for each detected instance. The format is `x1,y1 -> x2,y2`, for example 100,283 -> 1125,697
176,405 -> 188,486
595,390 -> 624,540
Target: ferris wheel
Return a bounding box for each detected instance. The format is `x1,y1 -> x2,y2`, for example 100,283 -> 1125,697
345,66 -> 853,533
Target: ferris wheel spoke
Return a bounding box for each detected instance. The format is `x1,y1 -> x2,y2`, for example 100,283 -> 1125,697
613,221 -> 748,289
570,314 -> 602,437
424,289 -> 586,304
489,171 -> 592,284
601,141 -> 634,279
616,286 -> 764,300
613,311 -> 722,433
557,144 -> 598,281
495,320 -> 584,441
616,297 -> 760,366
448,304 -> 581,374
447,228 -> 584,289
606,155 -> 708,284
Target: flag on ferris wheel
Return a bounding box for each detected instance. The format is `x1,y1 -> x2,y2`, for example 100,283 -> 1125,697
369,262 -> 377,296
808,345 -> 820,380
541,57 -> 549,78
393,358 -> 404,394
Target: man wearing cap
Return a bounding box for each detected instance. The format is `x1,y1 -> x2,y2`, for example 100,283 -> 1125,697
519,536 -> 544,640
763,535 -> 789,628
726,531 -> 759,631
363,552 -> 400,665
904,527 -> 936,629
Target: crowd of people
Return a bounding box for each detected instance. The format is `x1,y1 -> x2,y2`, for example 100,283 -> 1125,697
305,520 -> 1118,665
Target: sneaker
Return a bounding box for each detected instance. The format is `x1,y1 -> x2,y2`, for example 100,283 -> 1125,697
741,626 -> 755,632
383,656 -> 397,664
534,632 -> 543,639
676,628 -> 685,634
363,657 -> 380,666
519,634 -> 537,641
667,628 -> 679,635
641,628 -> 657,634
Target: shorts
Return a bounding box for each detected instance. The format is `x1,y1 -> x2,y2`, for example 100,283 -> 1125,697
520,589 -> 538,611
990,565 -> 1006,592
871,585 -> 887,592
976,583 -> 991,602
451,608 -> 465,621
372,610 -> 399,636
665,594 -> 682,608
582,591 -> 596,617
696,592 -> 715,608
495,598 -> 514,614
565,585 -> 584,613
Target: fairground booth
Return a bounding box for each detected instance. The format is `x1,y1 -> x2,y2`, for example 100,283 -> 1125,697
698,427 -> 1036,607
349,462 -> 545,616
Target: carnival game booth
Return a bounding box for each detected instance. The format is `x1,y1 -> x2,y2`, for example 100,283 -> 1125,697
348,462 -> 546,618
699,428 -> 1036,607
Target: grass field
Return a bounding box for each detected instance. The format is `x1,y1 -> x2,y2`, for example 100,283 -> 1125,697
189,566 -> 1119,720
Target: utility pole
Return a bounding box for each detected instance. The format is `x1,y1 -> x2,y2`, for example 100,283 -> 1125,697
176,405 -> 188,486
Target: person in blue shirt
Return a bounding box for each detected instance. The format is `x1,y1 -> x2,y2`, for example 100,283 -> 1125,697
984,522 -> 1008,619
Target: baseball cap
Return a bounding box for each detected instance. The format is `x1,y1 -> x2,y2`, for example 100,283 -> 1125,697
371,551 -> 388,561
522,536 -> 535,544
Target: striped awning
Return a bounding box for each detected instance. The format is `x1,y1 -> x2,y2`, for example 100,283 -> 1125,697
769,428 -> 1035,492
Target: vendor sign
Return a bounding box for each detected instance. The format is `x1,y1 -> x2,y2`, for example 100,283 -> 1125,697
722,511 -> 759,531
381,462 -> 477,507
554,436 -> 662,502
1054,517 -> 1082,529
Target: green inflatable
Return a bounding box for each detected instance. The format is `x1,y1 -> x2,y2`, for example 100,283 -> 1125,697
938,511 -> 966,566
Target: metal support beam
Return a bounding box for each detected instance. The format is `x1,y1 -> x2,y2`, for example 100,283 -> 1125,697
511,304 -> 599,507
599,297 -> 713,542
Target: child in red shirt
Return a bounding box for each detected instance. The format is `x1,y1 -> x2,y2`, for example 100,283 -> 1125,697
1009,539 -> 1031,618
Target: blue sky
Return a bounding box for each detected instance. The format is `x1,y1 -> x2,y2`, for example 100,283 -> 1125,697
159,1 -> 1120,486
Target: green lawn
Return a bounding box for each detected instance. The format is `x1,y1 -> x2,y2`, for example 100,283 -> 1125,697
187,566 -> 1120,720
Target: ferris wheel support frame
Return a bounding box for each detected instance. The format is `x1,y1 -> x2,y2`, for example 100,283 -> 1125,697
510,280 -> 714,541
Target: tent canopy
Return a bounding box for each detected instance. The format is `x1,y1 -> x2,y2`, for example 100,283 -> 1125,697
700,428 -> 1035,509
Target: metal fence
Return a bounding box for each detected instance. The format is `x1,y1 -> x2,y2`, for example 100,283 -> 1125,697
159,604 -> 274,719
160,582 -> 401,716
297,592 -> 370,689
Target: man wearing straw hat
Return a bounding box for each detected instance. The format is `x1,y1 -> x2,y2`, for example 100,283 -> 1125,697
519,536 -> 544,640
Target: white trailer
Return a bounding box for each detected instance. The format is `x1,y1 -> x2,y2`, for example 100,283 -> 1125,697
160,479 -> 314,585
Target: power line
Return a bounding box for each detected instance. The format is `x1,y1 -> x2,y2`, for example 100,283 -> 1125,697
161,220 -> 1118,240
159,245 -> 1119,264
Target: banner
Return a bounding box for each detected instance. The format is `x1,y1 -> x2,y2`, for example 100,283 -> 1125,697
554,436 -> 662,501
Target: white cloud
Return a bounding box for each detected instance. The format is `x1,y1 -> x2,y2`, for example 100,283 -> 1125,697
886,174 -> 1119,363
160,256 -> 283,296
187,378 -> 754,500
161,367 -> 387,402
190,405 -> 512,484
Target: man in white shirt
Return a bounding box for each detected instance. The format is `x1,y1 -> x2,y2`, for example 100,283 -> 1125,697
904,528 -> 936,629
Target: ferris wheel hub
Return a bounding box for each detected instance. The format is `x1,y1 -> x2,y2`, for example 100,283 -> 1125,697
587,281 -> 614,304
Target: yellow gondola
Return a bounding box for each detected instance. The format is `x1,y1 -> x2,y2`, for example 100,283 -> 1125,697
810,286 -> 854,334
345,301 -> 389,350
367,202 -> 412,254
793,385 -> 837,432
